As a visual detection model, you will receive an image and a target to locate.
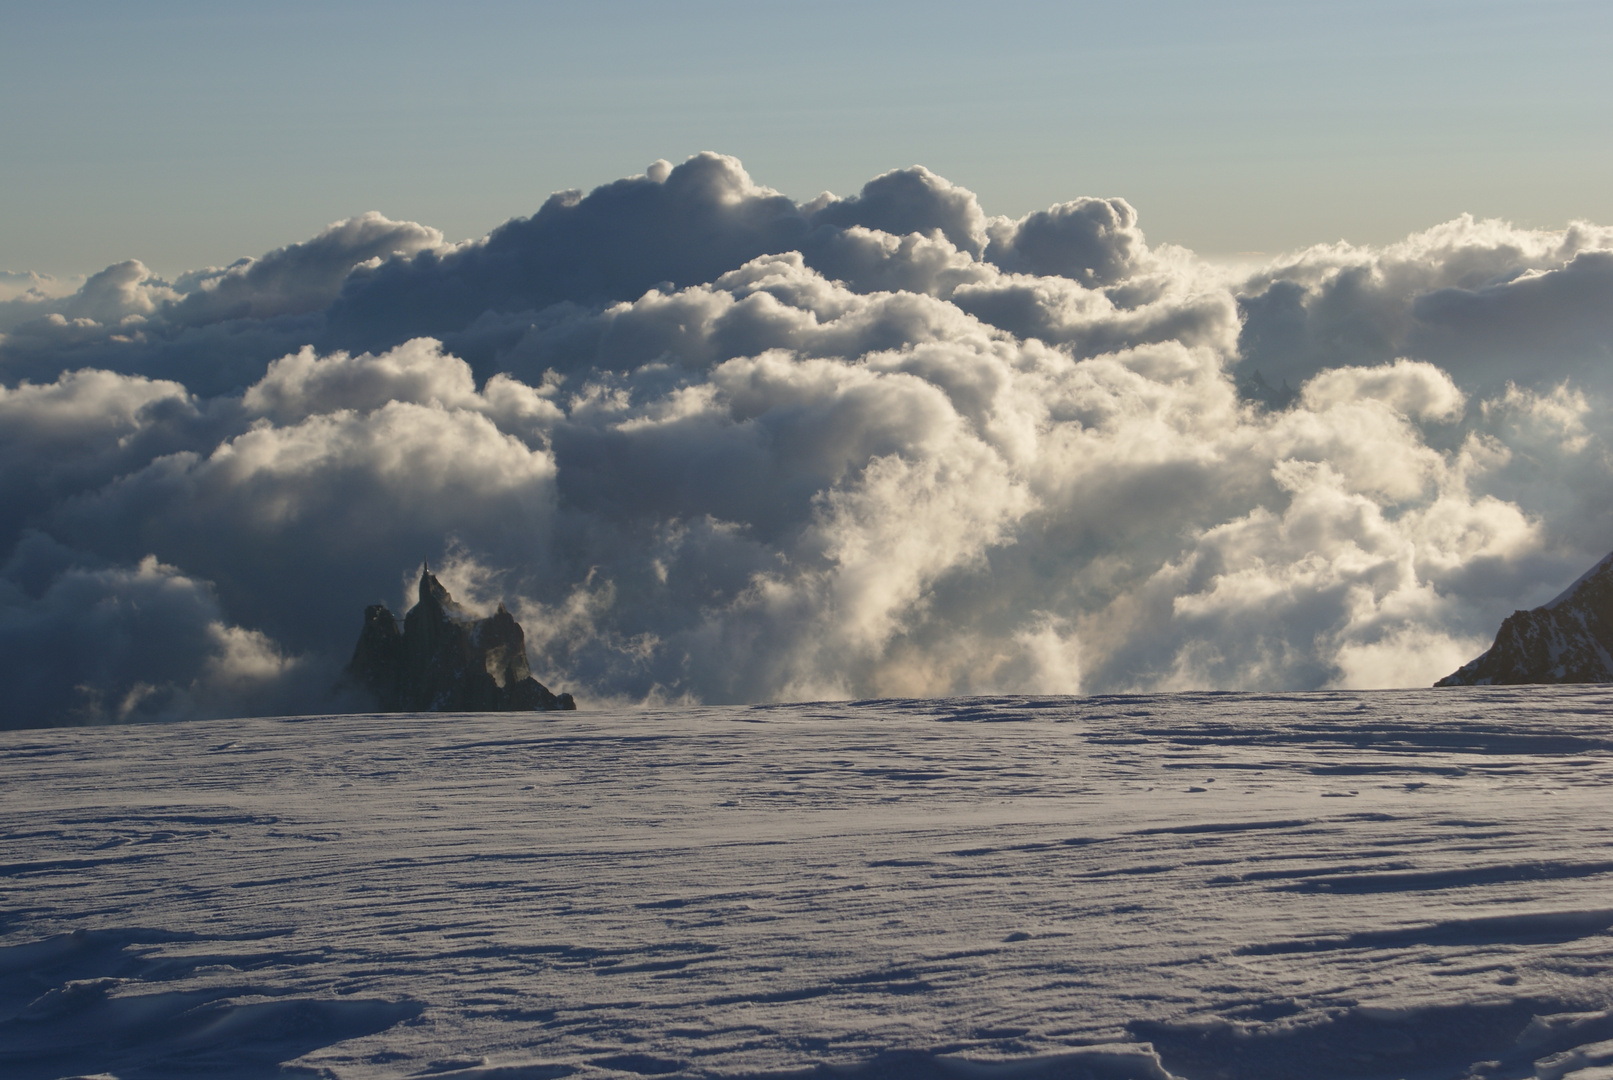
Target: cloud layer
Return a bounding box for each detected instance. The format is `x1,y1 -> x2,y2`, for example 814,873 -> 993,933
3,153 -> 1610,725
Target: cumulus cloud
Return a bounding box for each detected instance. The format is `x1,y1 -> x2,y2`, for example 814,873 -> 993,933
1,152 -> 1610,726
0,550 -> 329,725
0,215 -> 445,396
0,270 -> 78,302
168,212 -> 445,327
1236,215 -> 1613,395
985,197 -> 1148,285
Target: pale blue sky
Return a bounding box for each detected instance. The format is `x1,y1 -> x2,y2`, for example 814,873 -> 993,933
4,0 -> 1611,277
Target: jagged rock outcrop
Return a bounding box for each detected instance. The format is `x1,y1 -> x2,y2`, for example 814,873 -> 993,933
346,567 -> 575,711
1436,550 -> 1613,686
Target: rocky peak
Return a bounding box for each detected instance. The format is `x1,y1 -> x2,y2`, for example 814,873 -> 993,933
1436,549 -> 1613,686
414,561 -> 463,618
346,567 -> 575,711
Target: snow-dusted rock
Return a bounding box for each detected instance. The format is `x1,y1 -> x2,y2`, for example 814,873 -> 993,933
1437,551 -> 1613,686
346,567 -> 574,711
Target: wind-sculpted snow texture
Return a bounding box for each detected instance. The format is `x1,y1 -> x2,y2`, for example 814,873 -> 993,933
1438,551 -> 1613,685
5,153 -> 1613,722
5,689 -> 1613,1078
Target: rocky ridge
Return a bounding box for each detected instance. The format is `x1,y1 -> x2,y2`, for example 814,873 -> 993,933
347,567 -> 574,711
1437,549 -> 1613,686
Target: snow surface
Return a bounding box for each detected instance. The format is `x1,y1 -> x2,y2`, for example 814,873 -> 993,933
4,688 -> 1613,1080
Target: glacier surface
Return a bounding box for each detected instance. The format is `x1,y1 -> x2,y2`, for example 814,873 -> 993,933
3,688 -> 1613,1079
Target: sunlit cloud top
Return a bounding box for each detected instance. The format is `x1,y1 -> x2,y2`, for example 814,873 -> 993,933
3,152 -> 1611,724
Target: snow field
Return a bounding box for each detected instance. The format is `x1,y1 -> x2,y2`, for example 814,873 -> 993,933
3,687 -> 1613,1079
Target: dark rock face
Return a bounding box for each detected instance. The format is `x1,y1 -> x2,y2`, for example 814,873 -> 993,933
347,568 -> 575,711
1437,551 -> 1613,686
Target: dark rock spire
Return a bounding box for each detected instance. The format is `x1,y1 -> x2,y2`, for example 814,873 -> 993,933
345,568 -> 575,711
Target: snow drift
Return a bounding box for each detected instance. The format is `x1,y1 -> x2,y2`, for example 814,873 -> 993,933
5,688 -> 1613,1078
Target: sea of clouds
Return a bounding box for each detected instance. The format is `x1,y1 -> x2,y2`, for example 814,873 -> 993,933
2,153 -> 1611,725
